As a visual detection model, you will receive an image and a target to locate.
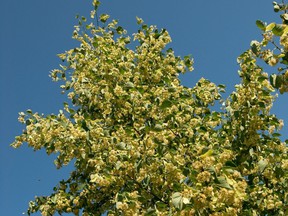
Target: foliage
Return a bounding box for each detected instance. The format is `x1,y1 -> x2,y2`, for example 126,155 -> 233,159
12,1 -> 288,215
254,1 -> 288,93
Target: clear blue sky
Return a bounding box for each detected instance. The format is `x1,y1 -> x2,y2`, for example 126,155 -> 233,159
1,0 -> 288,215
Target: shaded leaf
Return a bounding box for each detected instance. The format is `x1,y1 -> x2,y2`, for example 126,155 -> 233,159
270,74 -> 283,88
256,20 -> 266,31
116,142 -> 127,150
160,100 -> 172,109
215,176 -> 233,190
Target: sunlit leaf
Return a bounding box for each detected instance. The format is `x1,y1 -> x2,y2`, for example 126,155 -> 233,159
258,159 -> 268,173
171,192 -> 183,210
266,22 -> 275,31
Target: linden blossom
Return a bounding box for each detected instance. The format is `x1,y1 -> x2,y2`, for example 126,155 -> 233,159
12,0 -> 288,215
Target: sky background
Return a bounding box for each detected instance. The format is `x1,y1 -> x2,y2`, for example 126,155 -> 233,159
1,0 -> 288,215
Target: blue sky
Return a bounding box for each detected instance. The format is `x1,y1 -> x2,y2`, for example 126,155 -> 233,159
1,0 -> 288,215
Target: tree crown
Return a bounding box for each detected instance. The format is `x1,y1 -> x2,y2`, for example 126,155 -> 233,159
12,1 -> 288,215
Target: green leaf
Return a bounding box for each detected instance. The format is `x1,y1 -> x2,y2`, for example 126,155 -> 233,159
155,201 -> 167,210
184,55 -> 193,69
207,166 -> 216,174
274,4 -> 281,12
154,124 -> 163,131
257,76 -> 267,83
281,14 -> 288,21
258,159 -> 268,173
215,176 -> 233,190
136,16 -> 144,25
125,82 -> 134,88
116,142 -> 127,150
217,84 -> 226,89
81,120 -> 89,131
199,149 -> 213,158
115,161 -> 122,170
266,23 -> 275,31
270,74 -> 283,88
135,159 -> 142,172
93,0 -> 101,11
272,132 -> 281,137
153,30 -> 161,39
256,20 -> 266,31
171,192 -> 183,210
116,26 -> 124,34
234,110 -> 240,118
100,14 -> 110,23
250,40 -> 261,56
272,24 -> 284,36
144,208 -> 156,216
50,196 -> 57,204
160,100 -> 172,109
275,166 -> 285,178
258,102 -> 265,108
168,87 -> 177,92
270,74 -> 277,87
76,183 -> 86,191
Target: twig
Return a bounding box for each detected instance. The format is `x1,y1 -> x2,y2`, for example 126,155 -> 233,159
271,40 -> 282,51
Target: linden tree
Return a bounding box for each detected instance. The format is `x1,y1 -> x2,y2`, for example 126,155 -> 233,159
12,1 -> 288,215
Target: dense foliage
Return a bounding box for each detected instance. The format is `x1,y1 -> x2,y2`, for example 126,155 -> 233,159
12,1 -> 288,215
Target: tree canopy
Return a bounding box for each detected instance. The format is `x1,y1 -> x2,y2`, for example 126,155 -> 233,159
12,1 -> 288,215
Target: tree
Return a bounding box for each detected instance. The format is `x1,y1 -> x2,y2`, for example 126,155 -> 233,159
12,1 -> 288,215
